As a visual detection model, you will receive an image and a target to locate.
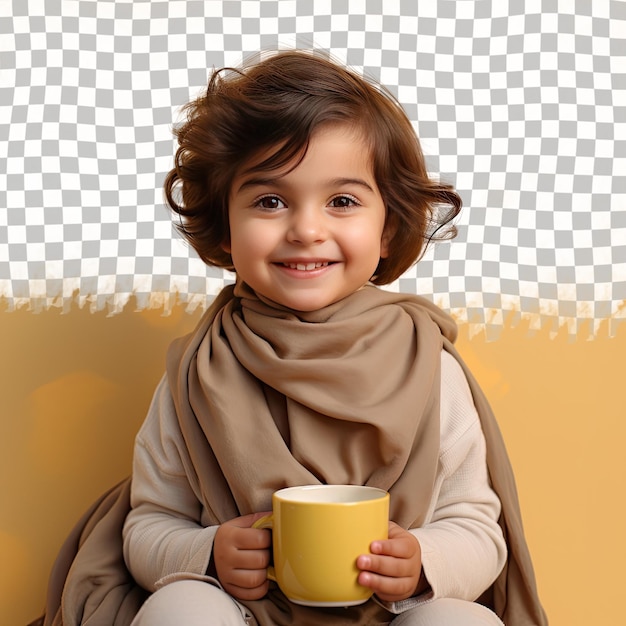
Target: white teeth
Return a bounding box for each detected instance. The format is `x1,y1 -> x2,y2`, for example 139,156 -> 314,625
284,262 -> 329,271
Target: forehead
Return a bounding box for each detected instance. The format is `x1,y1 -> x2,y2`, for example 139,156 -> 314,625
237,122 -> 373,180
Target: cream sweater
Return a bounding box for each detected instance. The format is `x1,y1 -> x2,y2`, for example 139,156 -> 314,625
123,350 -> 507,611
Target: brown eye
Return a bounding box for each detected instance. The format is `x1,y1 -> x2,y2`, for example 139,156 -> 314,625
256,195 -> 285,210
329,195 -> 358,209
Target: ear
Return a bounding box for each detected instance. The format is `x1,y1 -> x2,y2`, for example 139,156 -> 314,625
220,240 -> 231,254
379,217 -> 397,259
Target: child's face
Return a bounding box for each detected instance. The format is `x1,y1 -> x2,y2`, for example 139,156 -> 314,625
225,124 -> 391,311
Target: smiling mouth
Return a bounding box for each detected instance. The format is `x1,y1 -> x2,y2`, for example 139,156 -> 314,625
281,261 -> 331,271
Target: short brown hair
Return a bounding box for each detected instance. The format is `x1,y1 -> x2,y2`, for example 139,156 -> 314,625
164,50 -> 461,284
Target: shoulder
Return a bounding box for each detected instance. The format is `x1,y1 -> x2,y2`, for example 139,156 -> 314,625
440,349 -> 474,402
136,375 -> 181,451
439,350 -> 483,456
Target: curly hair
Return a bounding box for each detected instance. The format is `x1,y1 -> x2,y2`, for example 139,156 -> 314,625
164,50 -> 461,285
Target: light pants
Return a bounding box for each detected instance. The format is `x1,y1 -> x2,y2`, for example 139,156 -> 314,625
131,580 -> 504,625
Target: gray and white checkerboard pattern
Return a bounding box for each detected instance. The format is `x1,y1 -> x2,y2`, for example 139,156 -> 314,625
1,0 -> 625,338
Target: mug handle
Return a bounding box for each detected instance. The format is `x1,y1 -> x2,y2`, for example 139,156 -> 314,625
252,514 -> 277,582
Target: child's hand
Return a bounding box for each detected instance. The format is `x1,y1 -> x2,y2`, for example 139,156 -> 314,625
213,512 -> 272,601
356,521 -> 427,603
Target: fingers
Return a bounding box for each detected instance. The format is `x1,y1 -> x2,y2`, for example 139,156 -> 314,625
220,513 -> 272,546
223,539 -> 270,572
369,521 -> 418,558
221,572 -> 270,601
358,551 -> 415,578
357,568 -> 419,602
216,538 -> 270,600
357,548 -> 420,601
214,516 -> 272,600
215,523 -> 271,569
356,522 -> 422,602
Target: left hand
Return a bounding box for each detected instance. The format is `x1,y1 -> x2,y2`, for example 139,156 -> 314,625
356,521 -> 426,603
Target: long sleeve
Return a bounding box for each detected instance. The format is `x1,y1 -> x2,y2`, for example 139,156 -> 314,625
122,376 -> 218,592
408,350 -> 507,604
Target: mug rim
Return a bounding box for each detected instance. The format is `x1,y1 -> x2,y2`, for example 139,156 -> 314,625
273,484 -> 389,504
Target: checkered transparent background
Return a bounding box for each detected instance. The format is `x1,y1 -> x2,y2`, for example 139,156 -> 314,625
1,0 -> 625,337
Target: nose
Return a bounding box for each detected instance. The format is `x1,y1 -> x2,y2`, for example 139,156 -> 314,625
287,207 -> 327,245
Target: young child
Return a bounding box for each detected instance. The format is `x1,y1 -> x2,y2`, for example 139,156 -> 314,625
112,51 -> 547,626
34,49 -> 543,626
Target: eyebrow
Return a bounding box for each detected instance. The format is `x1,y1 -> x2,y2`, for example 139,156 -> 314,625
235,176 -> 375,194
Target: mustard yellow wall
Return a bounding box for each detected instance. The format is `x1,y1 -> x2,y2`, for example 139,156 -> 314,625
1,304 -> 624,625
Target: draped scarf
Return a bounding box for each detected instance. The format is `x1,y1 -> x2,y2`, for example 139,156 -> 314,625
36,282 -> 547,626
164,281 -> 546,625
167,281 -> 448,529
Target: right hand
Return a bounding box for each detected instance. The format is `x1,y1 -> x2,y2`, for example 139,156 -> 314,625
213,512 -> 272,601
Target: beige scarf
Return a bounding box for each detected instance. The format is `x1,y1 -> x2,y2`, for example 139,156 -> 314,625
36,282 -> 547,626
165,281 -> 547,625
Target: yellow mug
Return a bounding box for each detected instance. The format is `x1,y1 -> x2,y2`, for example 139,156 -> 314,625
253,484 -> 389,607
